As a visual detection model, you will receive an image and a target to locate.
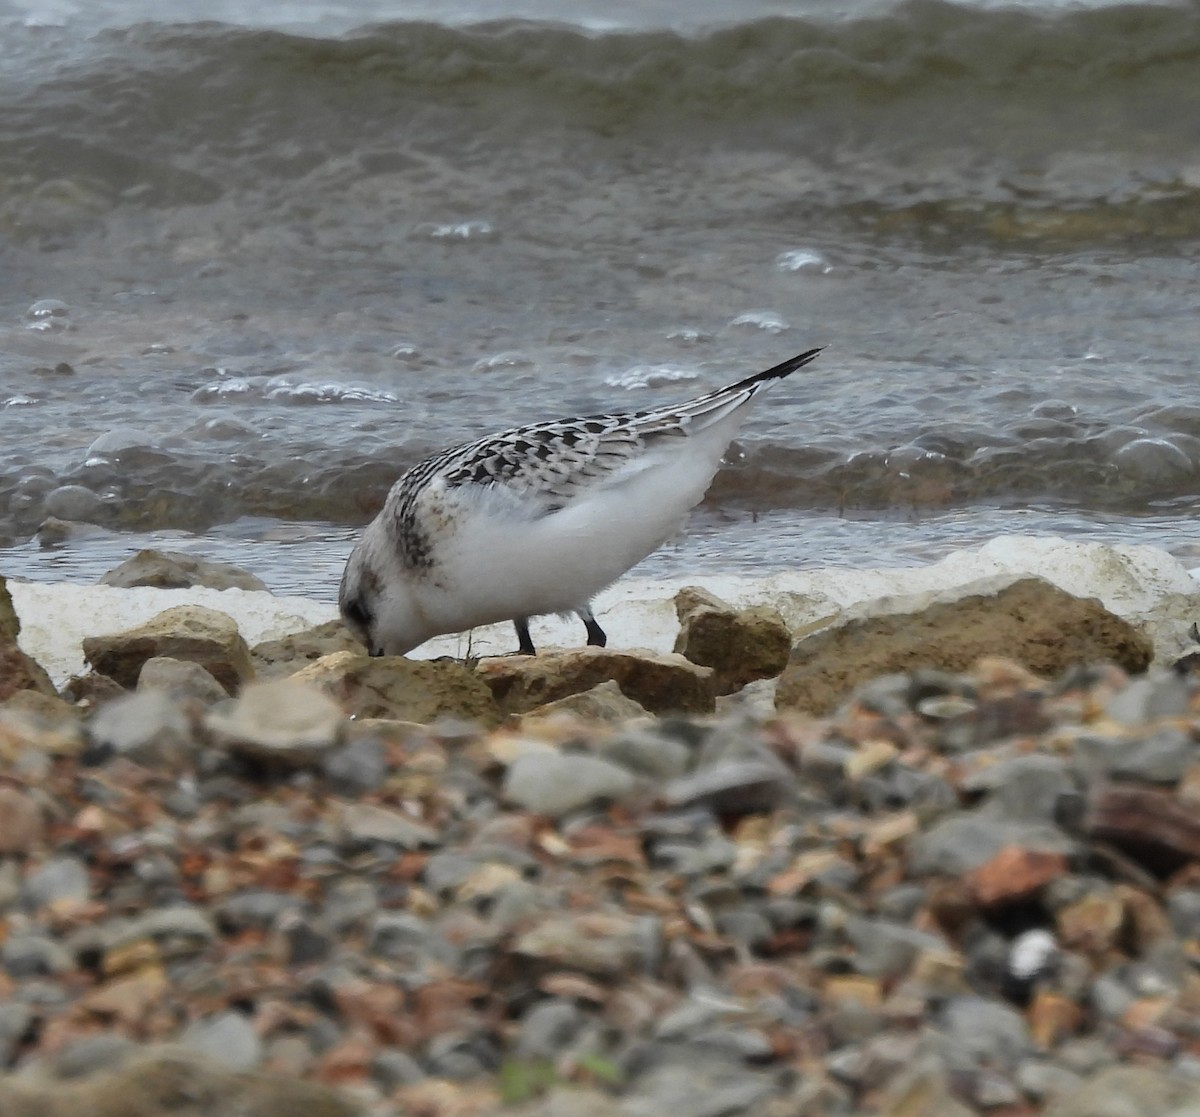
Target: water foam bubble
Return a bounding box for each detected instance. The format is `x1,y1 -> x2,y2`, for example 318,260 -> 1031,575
775,248 -> 832,274
23,298 -> 72,332
729,310 -> 790,333
604,365 -> 700,390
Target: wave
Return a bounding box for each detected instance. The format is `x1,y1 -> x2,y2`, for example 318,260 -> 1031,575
1,0 -> 1199,220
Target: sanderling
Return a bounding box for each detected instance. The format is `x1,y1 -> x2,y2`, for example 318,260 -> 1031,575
340,347 -> 823,656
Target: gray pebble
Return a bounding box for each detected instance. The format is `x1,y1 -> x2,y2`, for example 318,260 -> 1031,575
516,998 -> 584,1059
339,802 -> 439,849
181,1010 -> 263,1070
663,758 -> 792,815
372,1048 -> 427,1089
88,690 -> 194,766
24,855 -> 90,910
51,1033 -> 139,1078
323,737 -> 388,793
1106,670 -> 1191,726
217,889 -> 305,931
846,916 -> 947,979
138,656 -> 229,704
503,751 -> 636,817
0,1002 -> 33,1065
910,814 -> 1073,876
939,996 -> 1031,1067
602,728 -> 692,780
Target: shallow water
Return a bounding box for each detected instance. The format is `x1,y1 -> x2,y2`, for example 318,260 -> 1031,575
2,0 -> 1200,593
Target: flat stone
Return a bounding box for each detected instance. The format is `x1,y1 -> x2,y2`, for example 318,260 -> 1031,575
521,679 -> 651,724
137,655 -> 230,704
290,650 -> 500,725
777,577 -> 1154,716
620,1064 -> 776,1117
338,803 -> 439,849
99,548 -> 267,591
207,678 -> 345,765
82,604 -> 254,693
477,647 -> 715,716
504,751 -> 636,817
845,917 -> 948,979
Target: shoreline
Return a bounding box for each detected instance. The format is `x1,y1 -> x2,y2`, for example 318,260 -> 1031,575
10,534 -> 1200,687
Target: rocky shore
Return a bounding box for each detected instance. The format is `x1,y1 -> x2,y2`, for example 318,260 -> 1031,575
5,541 -> 1200,1116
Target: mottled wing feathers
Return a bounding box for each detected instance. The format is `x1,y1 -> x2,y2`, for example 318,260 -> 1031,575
381,348 -> 823,569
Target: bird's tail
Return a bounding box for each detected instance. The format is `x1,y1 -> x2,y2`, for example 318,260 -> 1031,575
667,346 -> 824,428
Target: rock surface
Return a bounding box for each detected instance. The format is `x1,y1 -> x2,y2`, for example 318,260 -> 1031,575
82,605 -> 254,693
673,585 -> 792,694
477,647 -> 716,715
777,577 -> 1154,715
99,548 -> 268,592
290,650 -> 501,724
0,575 -> 57,701
251,620 -> 362,679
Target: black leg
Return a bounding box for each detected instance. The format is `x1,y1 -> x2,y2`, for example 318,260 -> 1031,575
514,617 -> 537,655
578,607 -> 606,647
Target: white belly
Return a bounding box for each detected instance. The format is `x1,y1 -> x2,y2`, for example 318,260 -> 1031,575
415,418 -> 738,632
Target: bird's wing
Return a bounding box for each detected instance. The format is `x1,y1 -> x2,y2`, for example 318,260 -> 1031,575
382,347 -> 823,566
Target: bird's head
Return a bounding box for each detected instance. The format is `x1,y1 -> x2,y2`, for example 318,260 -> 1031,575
338,525 -> 429,657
